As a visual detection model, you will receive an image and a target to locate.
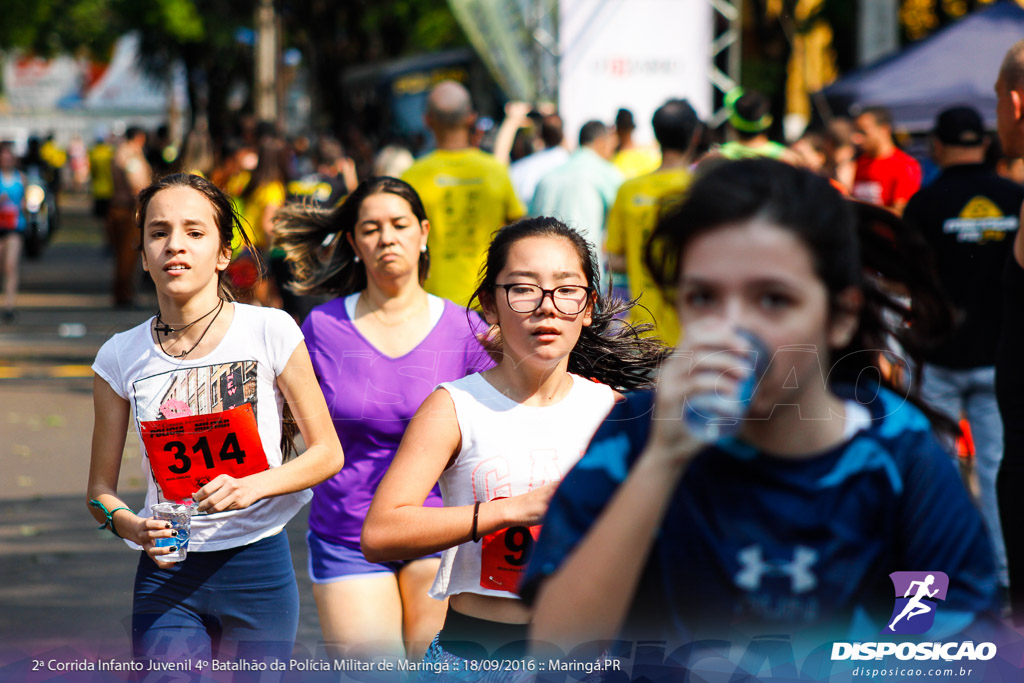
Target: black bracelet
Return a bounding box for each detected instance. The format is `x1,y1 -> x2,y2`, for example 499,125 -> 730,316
471,501 -> 481,543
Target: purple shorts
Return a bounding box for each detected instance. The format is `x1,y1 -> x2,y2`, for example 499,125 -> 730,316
306,530 -> 441,584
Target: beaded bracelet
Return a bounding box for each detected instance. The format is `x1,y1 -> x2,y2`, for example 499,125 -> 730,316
89,499 -> 133,539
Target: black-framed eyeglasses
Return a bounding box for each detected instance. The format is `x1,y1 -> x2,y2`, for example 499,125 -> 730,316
494,283 -> 593,315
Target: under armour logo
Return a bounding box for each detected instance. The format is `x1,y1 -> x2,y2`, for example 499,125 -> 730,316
735,545 -> 819,594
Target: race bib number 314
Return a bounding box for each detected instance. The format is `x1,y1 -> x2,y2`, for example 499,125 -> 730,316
140,404 -> 269,501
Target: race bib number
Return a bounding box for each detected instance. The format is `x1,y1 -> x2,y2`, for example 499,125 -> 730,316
0,200 -> 18,230
140,404 -> 268,501
480,525 -> 541,592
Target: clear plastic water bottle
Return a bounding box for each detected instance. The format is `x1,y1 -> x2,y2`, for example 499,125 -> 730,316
682,329 -> 770,443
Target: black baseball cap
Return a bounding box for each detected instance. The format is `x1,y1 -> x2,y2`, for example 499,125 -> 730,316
933,106 -> 985,146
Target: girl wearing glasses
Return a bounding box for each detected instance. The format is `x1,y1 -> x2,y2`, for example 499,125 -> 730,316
362,216 -> 666,673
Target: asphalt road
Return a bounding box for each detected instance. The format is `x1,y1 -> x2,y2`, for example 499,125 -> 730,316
0,195 -> 327,681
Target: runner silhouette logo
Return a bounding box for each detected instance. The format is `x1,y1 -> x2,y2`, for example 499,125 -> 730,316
883,571 -> 949,635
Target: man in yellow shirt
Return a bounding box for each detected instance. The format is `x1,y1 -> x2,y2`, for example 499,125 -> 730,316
403,81 -> 525,305
606,99 -> 702,346
88,132 -> 115,228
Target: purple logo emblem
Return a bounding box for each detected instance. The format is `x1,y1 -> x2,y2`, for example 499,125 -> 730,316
883,571 -> 949,635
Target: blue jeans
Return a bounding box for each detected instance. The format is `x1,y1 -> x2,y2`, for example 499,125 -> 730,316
921,364 -> 1008,586
133,531 -> 298,677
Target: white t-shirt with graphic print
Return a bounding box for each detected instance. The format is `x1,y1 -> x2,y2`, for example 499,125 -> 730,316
92,303 -> 309,552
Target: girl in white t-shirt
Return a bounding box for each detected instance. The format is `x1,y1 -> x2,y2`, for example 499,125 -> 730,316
86,173 -> 343,669
362,217 -> 666,674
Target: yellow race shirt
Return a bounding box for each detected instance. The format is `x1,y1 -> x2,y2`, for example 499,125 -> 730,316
240,181 -> 285,251
613,147 -> 661,180
606,167 -> 691,346
403,149 -> 525,305
88,143 -> 115,200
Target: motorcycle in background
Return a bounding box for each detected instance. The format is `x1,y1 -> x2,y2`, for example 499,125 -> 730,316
22,167 -> 57,260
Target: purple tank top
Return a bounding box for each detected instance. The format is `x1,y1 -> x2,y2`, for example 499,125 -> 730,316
304,297 -> 493,547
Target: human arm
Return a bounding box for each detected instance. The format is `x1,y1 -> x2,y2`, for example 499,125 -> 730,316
889,159 -> 922,217
192,341 -> 344,513
492,101 -> 533,166
340,157 -> 358,195
361,387 -> 558,562
125,152 -> 151,196
86,376 -> 178,569
528,329 -> 749,648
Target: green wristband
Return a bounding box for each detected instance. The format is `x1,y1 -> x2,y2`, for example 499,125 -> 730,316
89,499 -> 133,539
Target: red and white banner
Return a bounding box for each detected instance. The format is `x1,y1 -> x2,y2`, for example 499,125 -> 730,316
558,0 -> 713,147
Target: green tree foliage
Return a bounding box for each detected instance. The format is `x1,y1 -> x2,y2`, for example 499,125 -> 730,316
0,0 -> 117,58
0,0 -> 466,139
116,0 -> 252,138
280,0 -> 468,134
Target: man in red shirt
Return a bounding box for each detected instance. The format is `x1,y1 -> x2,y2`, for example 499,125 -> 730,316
852,106 -> 921,215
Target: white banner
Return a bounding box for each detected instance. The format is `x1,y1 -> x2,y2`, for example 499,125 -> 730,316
558,0 -> 713,147
2,55 -> 84,112
2,33 -> 186,114
83,33 -> 187,113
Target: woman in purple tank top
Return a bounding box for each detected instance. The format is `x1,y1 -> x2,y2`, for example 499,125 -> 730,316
275,177 -> 493,661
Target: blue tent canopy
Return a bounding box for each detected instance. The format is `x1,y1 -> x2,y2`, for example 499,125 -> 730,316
821,1 -> 1024,132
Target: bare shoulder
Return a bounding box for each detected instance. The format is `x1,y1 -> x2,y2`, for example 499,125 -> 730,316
414,386 -> 458,420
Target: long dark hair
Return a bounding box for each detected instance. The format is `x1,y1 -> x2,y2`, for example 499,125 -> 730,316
135,173 -> 299,459
471,217 -> 668,392
274,176 -> 430,297
645,158 -> 957,436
